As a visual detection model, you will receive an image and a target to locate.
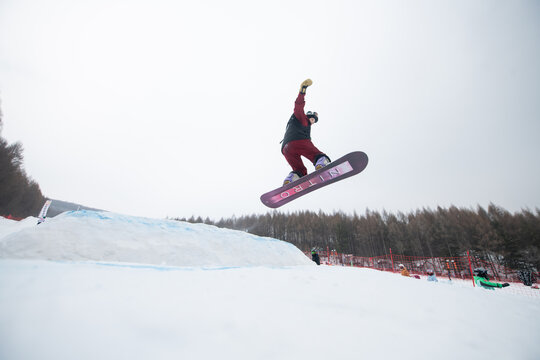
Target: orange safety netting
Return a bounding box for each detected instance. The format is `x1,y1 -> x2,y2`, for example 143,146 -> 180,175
306,248 -> 540,298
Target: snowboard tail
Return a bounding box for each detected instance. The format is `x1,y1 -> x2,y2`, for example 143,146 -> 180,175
260,151 -> 368,208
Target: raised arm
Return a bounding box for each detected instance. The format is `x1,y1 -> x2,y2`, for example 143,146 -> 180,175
293,79 -> 312,126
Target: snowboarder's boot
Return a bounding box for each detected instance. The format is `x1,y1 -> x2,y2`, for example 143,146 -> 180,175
315,155 -> 331,170
283,171 -> 301,186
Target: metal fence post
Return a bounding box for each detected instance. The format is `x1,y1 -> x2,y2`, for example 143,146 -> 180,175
467,250 -> 475,287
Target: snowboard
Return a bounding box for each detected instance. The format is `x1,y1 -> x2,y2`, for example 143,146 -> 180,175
260,151 -> 368,209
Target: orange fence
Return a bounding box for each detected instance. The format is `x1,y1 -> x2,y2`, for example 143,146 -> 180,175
1,214 -> 24,221
306,247 -> 540,298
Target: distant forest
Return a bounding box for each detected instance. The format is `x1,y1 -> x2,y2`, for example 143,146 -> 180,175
0,100 -> 46,218
176,205 -> 540,271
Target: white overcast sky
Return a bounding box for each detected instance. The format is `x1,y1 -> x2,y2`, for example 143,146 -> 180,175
1,0 -> 539,220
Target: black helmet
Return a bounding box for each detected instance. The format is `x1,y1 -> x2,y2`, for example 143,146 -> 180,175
306,111 -> 318,123
473,268 -> 488,278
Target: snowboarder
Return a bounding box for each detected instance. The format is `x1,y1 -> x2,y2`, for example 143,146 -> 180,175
311,249 -> 320,265
399,264 -> 410,277
426,269 -> 438,282
281,79 -> 331,185
473,268 -> 509,289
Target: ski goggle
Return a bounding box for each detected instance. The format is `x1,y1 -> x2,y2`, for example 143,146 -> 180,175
306,111 -> 318,123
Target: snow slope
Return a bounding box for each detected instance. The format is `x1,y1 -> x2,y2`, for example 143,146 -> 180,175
1,260 -> 540,360
1,212 -> 539,360
0,210 -> 312,267
0,216 -> 37,239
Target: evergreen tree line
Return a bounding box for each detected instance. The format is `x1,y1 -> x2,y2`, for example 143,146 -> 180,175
0,101 -> 46,218
176,204 -> 540,271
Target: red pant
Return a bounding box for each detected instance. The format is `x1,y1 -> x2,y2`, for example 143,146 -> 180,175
282,139 -> 325,177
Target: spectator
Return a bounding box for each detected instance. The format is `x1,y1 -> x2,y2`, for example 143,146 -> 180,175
517,270 -> 536,286
399,264 -> 410,277
473,268 -> 509,289
311,250 -> 320,265
426,269 -> 438,282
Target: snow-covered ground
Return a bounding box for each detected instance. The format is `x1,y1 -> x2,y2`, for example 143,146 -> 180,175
0,216 -> 38,239
1,211 -> 539,360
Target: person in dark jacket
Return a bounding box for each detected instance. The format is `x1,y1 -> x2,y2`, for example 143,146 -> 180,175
281,79 -> 331,185
473,268 -> 510,289
518,269 -> 536,286
311,250 -> 320,265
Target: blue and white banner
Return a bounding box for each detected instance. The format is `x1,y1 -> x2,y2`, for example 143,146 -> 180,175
37,199 -> 52,224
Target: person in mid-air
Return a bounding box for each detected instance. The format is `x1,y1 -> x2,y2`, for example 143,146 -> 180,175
473,268 -> 510,289
281,79 -> 331,185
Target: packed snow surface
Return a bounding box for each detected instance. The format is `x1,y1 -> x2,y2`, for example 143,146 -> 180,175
1,212 -> 539,360
0,216 -> 37,239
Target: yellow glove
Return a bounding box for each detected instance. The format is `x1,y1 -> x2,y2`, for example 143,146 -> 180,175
299,79 -> 313,94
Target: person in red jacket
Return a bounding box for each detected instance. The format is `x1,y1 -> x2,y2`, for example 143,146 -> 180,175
281,79 -> 331,185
